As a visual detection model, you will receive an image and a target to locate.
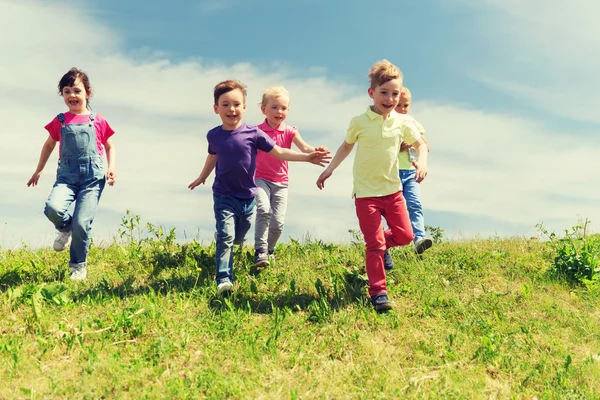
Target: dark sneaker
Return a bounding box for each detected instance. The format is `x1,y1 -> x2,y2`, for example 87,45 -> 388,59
383,249 -> 394,270
254,252 -> 270,268
371,292 -> 393,312
268,250 -> 275,261
414,238 -> 433,255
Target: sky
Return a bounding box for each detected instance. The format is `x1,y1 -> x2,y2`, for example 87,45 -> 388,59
2,0 -> 600,250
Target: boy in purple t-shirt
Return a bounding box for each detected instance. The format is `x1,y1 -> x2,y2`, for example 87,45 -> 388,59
189,80 -> 330,296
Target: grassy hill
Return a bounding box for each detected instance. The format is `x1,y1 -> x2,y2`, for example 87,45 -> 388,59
1,216 -> 599,399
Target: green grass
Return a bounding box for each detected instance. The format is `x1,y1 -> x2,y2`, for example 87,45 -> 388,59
1,222 -> 599,399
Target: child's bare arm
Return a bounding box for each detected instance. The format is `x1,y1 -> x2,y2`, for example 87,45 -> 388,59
269,145 -> 331,166
292,134 -> 327,153
188,154 -> 217,190
104,138 -> 116,186
401,134 -> 429,152
27,136 -> 57,187
411,138 -> 428,182
316,141 -> 354,190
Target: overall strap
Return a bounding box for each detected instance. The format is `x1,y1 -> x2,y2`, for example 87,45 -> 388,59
57,113 -> 65,125
89,112 -> 96,127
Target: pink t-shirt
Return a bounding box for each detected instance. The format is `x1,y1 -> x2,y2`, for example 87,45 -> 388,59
44,112 -> 115,157
255,119 -> 298,185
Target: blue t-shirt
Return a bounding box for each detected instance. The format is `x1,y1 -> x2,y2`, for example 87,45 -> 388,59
208,123 -> 275,199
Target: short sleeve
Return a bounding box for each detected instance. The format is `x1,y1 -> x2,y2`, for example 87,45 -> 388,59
256,128 -> 275,153
95,114 -> 115,144
401,120 -> 421,145
44,117 -> 61,141
344,118 -> 359,144
414,120 -> 426,134
285,126 -> 298,148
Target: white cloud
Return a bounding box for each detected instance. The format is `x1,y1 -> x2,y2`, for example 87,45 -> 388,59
1,0 -> 600,251
456,0 -> 600,123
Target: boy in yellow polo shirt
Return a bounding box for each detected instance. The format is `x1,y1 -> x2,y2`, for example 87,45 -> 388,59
316,60 -> 429,312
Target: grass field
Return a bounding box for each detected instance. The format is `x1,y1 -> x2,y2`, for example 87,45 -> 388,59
1,216 -> 599,399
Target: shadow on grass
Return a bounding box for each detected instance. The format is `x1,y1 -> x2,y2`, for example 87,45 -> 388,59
208,268 -> 368,315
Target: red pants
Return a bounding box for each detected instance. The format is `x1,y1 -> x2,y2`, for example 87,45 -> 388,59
355,191 -> 414,297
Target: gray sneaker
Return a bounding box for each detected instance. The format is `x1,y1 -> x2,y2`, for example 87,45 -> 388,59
255,252 -> 270,268
53,230 -> 72,252
69,265 -> 87,281
414,238 -> 433,255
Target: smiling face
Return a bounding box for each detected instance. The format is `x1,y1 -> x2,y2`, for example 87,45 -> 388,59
61,79 -> 90,114
368,78 -> 403,118
213,88 -> 247,130
261,95 -> 289,129
395,95 -> 411,114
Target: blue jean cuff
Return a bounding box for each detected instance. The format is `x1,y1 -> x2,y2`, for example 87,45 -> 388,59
69,261 -> 86,270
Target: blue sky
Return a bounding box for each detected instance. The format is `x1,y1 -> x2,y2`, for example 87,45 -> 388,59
1,0 -> 600,249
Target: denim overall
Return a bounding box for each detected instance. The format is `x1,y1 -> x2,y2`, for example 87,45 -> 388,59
44,113 -> 105,272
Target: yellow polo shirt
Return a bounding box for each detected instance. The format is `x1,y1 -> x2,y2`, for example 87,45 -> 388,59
398,118 -> 426,170
345,107 -> 420,198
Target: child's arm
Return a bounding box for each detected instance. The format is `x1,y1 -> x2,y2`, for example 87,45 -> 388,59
188,154 -> 217,190
27,136 -> 57,187
268,146 -> 330,166
411,138 -> 429,182
316,141 -> 354,189
401,134 -> 429,152
104,138 -> 116,186
292,134 -> 327,154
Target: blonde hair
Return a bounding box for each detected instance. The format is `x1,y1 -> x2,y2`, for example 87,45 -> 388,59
400,87 -> 412,100
368,59 -> 402,90
260,85 -> 290,107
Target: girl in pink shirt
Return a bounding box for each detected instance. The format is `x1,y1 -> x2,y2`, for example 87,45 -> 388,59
254,86 -> 325,267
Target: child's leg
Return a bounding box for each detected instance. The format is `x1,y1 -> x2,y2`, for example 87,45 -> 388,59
267,184 -> 288,253
400,170 -> 425,241
234,197 -> 256,245
69,178 -> 105,271
254,179 -> 271,254
214,194 -> 237,285
44,183 -> 77,231
382,191 -> 414,249
355,196 -> 387,297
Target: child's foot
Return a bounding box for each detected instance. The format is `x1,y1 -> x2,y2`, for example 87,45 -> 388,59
414,238 -> 433,255
371,292 -> 393,312
254,252 -> 270,268
53,230 -> 72,252
268,250 -> 275,261
383,249 -> 394,270
69,265 -> 87,281
217,281 -> 233,296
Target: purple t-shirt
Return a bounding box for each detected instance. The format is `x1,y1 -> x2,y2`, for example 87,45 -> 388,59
208,123 -> 275,199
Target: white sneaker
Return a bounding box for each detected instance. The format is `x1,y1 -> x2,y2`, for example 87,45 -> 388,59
53,231 -> 72,252
217,281 -> 233,296
70,265 -> 87,281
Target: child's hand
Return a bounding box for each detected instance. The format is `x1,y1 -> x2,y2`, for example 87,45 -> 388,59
106,169 -> 116,186
308,149 -> 331,167
26,171 -> 42,187
314,145 -> 328,152
188,177 -> 206,190
400,141 -> 410,152
316,169 -> 332,189
412,161 -> 428,182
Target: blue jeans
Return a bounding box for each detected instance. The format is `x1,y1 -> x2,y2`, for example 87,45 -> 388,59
44,157 -> 105,269
400,169 -> 425,241
213,194 -> 256,285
